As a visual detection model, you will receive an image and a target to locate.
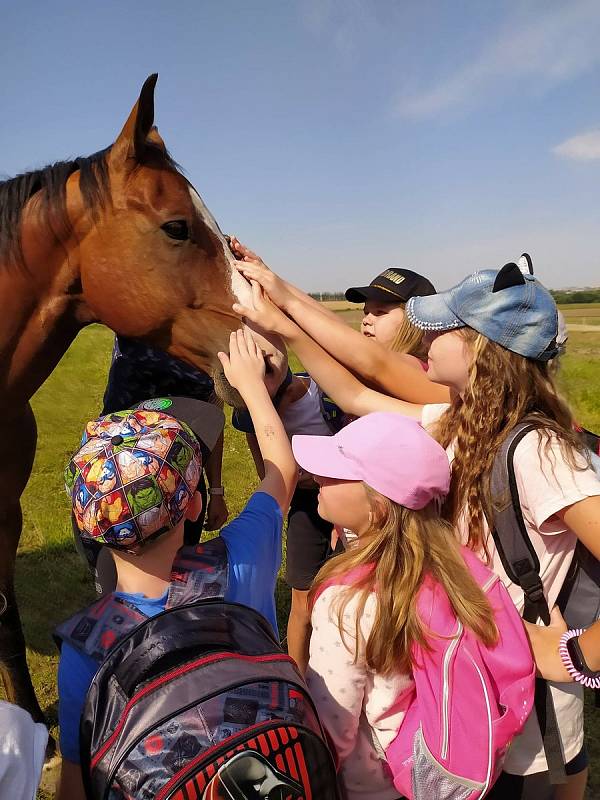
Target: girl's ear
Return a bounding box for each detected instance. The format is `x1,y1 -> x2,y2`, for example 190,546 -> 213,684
492,262 -> 526,293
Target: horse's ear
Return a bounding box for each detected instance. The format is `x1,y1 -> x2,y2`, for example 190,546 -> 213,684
111,74 -> 165,165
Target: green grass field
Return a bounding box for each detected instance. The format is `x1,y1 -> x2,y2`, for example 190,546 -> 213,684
559,303 -> 600,327
3,311 -> 599,797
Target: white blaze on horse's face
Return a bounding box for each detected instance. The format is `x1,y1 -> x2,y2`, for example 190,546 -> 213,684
187,186 -> 253,308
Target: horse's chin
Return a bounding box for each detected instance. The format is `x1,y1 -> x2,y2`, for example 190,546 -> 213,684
211,367 -> 247,410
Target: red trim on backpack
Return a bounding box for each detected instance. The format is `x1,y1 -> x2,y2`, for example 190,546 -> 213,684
285,746 -> 299,780
154,720 -> 290,800
294,742 -> 312,800
258,733 -> 270,756
91,652 -> 294,769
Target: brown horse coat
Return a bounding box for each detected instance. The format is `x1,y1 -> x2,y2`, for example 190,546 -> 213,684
0,74 -> 250,741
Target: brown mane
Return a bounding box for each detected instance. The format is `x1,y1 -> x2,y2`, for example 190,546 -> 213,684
0,143 -> 180,264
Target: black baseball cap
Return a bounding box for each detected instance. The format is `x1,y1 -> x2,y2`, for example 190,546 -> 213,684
345,268 -> 436,304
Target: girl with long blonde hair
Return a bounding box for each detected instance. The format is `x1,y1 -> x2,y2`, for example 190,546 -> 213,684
291,412 -> 498,800
233,256 -> 600,800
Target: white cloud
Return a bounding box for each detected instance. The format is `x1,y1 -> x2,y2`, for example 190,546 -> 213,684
395,0 -> 600,118
553,129 -> 600,161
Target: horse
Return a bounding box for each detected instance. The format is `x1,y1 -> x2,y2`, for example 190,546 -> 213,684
0,74 -> 251,742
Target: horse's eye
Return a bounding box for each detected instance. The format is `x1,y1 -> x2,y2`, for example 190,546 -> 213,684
161,220 -> 189,241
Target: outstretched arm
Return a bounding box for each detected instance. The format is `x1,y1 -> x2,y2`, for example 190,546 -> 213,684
231,244 -> 449,404
233,283 -> 423,421
230,237 -> 340,322
218,329 -> 297,514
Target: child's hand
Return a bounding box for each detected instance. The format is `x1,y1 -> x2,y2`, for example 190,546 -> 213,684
217,329 -> 266,393
205,494 -> 229,531
230,237 -> 292,310
233,280 -> 298,340
523,606 -> 570,682
229,236 -> 261,263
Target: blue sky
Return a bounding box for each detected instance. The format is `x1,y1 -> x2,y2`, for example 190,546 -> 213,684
2,0 -> 599,291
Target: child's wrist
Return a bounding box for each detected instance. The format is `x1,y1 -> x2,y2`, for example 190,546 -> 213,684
559,629 -> 600,688
239,381 -> 271,408
285,293 -> 302,316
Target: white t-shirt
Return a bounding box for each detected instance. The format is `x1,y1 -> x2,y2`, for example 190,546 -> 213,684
281,377 -> 332,486
280,378 -> 332,440
308,588 -> 409,800
422,402 -> 600,775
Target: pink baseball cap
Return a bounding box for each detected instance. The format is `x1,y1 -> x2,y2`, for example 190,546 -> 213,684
292,413 -> 450,510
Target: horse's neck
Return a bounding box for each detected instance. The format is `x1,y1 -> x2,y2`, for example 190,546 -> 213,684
0,255 -> 87,406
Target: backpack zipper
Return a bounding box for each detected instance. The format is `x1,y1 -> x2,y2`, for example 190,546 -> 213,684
465,651 -> 493,798
94,651 -> 294,772
86,597 -> 282,765
93,598 -> 281,664
440,621 -> 463,760
100,670 -> 323,798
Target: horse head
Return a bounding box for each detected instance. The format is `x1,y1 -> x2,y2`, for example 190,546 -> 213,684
71,74 -> 251,372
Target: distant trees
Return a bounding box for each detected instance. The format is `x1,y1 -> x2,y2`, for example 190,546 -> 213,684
551,289 -> 600,304
308,291 -> 347,301
308,289 -> 600,304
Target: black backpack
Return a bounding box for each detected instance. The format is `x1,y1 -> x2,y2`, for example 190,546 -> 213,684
487,420 -> 600,782
55,538 -> 340,800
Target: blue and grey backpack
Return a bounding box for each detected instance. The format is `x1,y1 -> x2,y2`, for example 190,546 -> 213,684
55,538 -> 340,799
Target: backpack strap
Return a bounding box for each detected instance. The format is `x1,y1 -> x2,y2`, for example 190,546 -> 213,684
488,421 -> 550,626
488,421 -> 566,784
55,537 -> 229,662
53,593 -> 148,663
167,536 -> 229,609
575,424 -> 600,457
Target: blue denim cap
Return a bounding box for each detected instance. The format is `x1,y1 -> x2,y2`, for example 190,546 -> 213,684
405,262 -> 559,361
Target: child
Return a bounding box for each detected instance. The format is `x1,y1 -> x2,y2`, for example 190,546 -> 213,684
74,335 -> 229,597
290,412 -> 500,799
219,325 -> 345,673
55,329 -> 297,800
229,237 -> 449,404
103,335 -> 229,534
345,267 -> 435,362
233,263 -> 600,800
